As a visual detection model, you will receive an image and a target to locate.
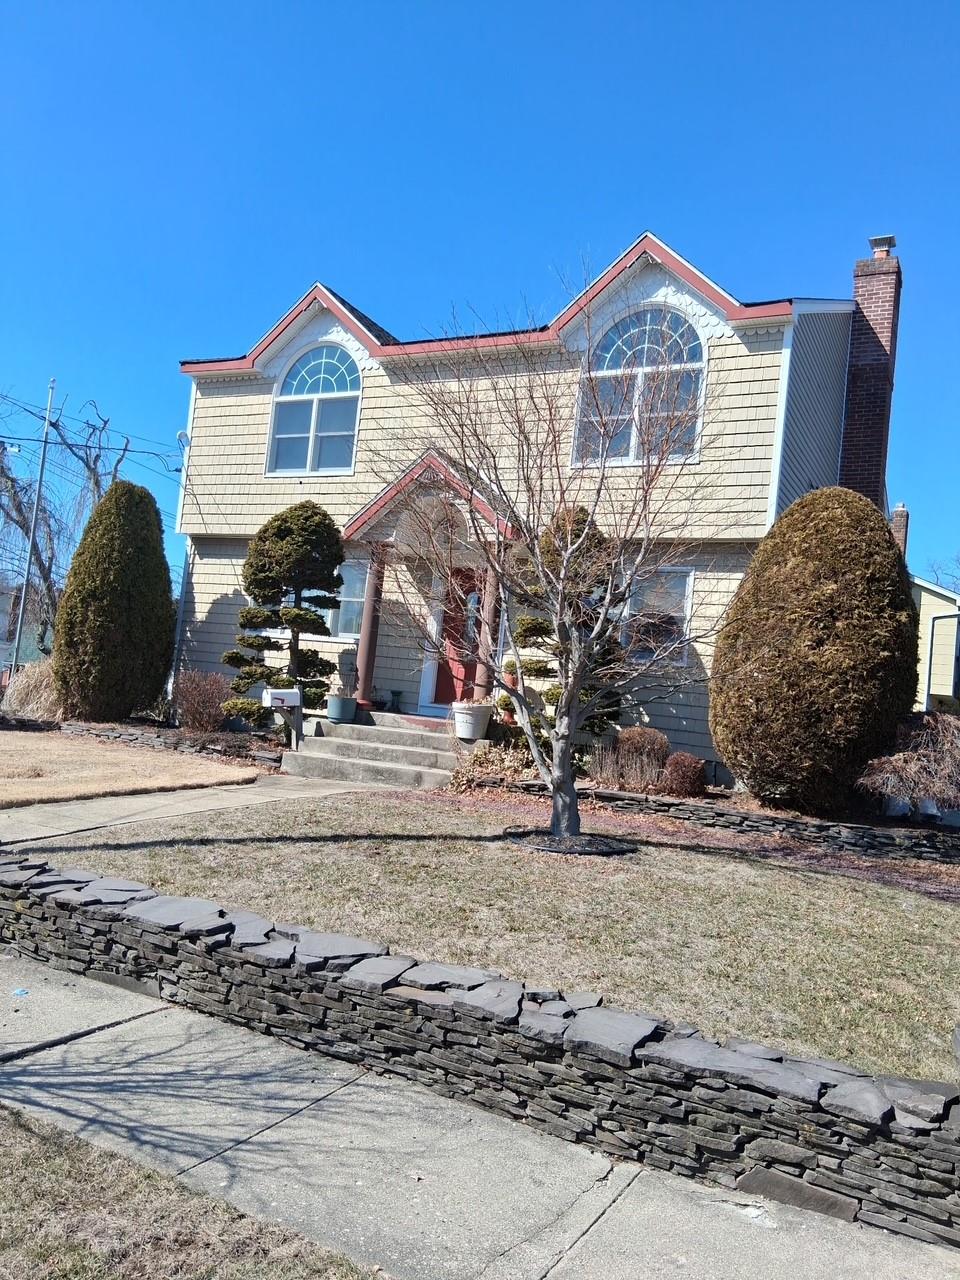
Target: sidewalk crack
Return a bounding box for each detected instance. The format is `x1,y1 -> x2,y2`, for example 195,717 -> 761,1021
174,1066 -> 367,1176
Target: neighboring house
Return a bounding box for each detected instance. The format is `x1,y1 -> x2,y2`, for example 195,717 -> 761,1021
174,231 -> 902,769
911,575 -> 960,711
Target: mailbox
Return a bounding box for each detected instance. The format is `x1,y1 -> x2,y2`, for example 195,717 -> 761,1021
261,686 -> 302,709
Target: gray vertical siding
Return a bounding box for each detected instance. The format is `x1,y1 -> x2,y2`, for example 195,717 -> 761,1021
776,309 -> 852,515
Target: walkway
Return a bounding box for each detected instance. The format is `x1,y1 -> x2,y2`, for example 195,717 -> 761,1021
2,955 -> 955,1280
0,774 -> 381,844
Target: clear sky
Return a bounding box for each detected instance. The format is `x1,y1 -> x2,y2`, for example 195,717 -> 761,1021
1,1 -> 957,581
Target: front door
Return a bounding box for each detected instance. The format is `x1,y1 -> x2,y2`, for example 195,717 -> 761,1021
433,570 -> 482,705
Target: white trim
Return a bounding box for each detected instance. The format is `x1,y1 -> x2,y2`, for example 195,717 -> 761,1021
417,569 -> 447,713
263,341 -> 361,478
791,299 -> 856,315
911,574 -> 960,605
765,320 -> 795,529
169,539 -> 193,687
175,379 -> 196,534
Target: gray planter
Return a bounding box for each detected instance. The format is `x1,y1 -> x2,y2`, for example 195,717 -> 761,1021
326,695 -> 357,724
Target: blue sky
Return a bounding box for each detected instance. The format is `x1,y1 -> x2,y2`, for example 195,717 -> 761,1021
1,1 -> 957,582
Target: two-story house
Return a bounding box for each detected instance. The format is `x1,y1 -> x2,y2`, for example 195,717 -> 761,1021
174,232 -> 903,777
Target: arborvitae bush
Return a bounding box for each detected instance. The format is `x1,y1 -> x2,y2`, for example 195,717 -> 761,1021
709,487 -> 918,814
53,481 -> 175,721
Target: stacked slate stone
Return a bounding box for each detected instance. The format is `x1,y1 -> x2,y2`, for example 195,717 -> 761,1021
510,781 -> 960,862
57,722 -> 282,766
2,847 -> 959,1249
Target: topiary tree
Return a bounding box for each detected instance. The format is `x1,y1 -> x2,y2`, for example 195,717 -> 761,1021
709,487 -> 918,814
222,501 -> 343,724
52,481 -> 175,720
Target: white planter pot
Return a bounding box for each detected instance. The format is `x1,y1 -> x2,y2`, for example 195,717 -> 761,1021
452,701 -> 492,741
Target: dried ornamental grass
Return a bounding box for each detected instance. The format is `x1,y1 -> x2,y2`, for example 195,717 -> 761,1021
1,657 -> 62,722
859,712 -> 960,812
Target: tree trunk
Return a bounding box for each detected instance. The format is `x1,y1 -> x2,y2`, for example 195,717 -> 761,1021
550,722 -> 581,838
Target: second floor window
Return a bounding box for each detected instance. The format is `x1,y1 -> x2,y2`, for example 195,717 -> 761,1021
268,344 -> 361,474
576,307 -> 703,466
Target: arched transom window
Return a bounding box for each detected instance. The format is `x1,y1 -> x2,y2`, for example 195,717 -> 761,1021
268,344 -> 361,473
576,307 -> 703,464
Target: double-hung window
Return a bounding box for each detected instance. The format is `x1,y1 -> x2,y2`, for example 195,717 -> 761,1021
268,344 -> 361,474
621,568 -> 693,663
576,307 -> 703,465
323,560 -> 369,639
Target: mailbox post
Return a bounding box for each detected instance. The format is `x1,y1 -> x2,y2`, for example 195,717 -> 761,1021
262,686 -> 304,750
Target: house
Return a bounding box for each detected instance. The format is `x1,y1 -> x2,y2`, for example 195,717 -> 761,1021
173,231 -> 903,778
911,574 -> 960,712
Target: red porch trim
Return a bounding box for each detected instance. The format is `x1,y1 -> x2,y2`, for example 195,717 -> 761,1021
342,450 -> 511,542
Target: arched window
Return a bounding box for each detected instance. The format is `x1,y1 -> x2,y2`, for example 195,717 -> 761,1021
576,307 -> 703,464
267,344 -> 361,473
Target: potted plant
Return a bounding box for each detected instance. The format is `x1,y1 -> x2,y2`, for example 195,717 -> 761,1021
452,695 -> 493,741
327,664 -> 357,725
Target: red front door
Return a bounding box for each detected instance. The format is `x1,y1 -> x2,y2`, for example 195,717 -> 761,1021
433,570 -> 482,705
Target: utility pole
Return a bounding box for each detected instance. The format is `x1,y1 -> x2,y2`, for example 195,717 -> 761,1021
10,378 -> 55,674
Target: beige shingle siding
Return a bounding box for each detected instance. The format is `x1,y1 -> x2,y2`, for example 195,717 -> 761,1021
622,547 -> 752,762
775,309 -> 852,516
913,581 -> 960,708
179,329 -> 784,544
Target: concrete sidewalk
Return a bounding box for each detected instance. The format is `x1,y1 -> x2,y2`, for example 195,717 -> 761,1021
2,954 -> 956,1280
0,774 -> 381,844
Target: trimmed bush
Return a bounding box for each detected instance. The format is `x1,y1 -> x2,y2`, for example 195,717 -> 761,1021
173,670 -> 231,733
709,487 -> 918,814
224,502 -> 342,706
52,482 -> 175,721
661,751 -> 707,798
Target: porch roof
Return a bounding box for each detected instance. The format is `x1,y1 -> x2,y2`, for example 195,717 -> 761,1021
342,449 -> 512,543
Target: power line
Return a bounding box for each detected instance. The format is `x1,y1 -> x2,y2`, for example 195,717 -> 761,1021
0,392 -> 184,455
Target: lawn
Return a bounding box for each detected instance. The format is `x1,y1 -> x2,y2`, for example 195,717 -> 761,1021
0,1105 -> 373,1280
0,731 -> 257,808
19,790 -> 960,1081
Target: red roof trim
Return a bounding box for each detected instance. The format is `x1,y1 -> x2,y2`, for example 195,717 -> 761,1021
181,234 -> 798,375
343,451 -> 509,541
180,283 -> 392,374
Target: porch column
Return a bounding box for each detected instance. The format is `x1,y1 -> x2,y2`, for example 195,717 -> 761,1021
474,560 -> 500,699
355,543 -> 387,710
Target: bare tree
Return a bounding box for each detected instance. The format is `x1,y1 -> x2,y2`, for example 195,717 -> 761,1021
367,309 -> 729,840
0,399 -> 130,653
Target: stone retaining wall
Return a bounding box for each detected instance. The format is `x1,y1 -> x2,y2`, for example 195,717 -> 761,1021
510,780 -> 960,863
2,850 -> 959,1250
57,721 -> 283,767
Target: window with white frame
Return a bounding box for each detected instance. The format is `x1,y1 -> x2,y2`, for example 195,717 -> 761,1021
622,568 -> 693,661
267,345 -> 361,474
576,307 -> 703,465
323,560 -> 369,639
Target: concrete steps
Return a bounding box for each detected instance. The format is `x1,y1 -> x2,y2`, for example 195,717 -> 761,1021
282,714 -> 456,790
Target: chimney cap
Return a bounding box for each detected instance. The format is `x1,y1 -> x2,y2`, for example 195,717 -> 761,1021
869,234 -> 897,259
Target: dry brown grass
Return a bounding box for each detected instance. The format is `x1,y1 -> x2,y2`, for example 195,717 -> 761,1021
0,731 -> 256,808
24,791 -> 960,1081
0,1105 -> 374,1280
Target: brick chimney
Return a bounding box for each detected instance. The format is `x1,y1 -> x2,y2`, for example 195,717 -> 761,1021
890,502 -> 909,557
838,235 -> 902,508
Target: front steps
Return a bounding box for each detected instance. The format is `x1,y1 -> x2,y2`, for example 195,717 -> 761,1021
281,712 -> 457,790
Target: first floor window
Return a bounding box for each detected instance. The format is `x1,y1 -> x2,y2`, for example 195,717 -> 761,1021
323,560 -> 369,639
622,568 -> 693,661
